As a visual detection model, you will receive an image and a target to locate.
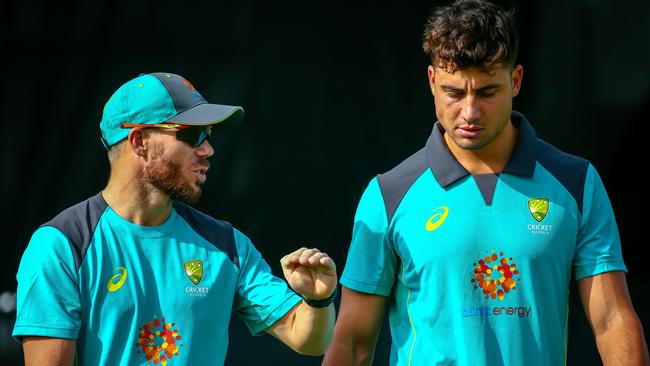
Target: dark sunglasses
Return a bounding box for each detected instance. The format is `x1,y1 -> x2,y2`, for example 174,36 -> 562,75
120,122 -> 212,147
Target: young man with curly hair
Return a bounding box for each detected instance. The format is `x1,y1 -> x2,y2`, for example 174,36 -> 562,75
323,1 -> 649,365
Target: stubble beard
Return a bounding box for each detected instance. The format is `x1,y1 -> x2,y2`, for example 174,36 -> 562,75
445,116 -> 511,152
142,144 -> 203,205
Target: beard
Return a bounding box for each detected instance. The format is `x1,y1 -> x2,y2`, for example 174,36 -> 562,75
142,143 -> 205,205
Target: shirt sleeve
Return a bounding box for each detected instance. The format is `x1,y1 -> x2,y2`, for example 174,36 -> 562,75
12,226 -> 81,340
573,164 -> 627,280
340,177 -> 397,296
231,228 -> 301,336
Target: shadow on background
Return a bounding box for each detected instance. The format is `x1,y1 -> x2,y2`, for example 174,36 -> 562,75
1,0 -> 648,365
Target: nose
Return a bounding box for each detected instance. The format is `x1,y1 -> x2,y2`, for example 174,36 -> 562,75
460,95 -> 480,123
196,139 -> 214,158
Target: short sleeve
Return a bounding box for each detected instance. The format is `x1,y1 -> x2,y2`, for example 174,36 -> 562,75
232,229 -> 301,336
573,164 -> 627,280
341,177 -> 397,296
13,226 -> 82,340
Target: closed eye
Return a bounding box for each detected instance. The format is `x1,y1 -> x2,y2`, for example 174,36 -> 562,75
441,87 -> 465,98
477,90 -> 496,97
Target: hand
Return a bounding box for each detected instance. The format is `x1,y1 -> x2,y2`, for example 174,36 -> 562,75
281,247 -> 337,300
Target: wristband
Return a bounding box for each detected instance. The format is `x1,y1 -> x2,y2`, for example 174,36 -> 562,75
301,286 -> 338,308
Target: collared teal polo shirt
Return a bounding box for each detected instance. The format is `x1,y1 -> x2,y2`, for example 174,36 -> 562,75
13,193 -> 301,366
341,111 -> 626,366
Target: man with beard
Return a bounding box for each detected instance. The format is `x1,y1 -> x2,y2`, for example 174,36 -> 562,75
13,72 -> 338,366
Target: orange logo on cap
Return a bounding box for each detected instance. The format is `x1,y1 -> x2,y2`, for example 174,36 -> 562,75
182,79 -> 197,92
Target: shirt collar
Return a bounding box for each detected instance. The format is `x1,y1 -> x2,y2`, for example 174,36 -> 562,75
426,110 -> 538,188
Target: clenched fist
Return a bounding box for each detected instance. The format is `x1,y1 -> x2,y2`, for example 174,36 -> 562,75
280,247 -> 337,300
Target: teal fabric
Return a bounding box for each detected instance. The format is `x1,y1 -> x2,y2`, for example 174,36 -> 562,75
14,226 -> 82,340
341,162 -> 626,365
13,205 -> 301,366
100,74 -> 177,147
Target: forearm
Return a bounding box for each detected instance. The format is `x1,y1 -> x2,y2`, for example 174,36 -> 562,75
322,338 -> 374,366
284,301 -> 335,355
323,287 -> 385,365
594,315 -> 650,366
23,337 -> 76,366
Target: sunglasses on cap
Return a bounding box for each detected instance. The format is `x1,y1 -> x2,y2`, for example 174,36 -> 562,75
120,122 -> 212,147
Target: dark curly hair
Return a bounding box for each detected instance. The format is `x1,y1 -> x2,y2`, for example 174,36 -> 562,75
422,0 -> 519,72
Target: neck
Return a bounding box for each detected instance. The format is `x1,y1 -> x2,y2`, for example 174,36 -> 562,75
445,121 -> 518,174
102,164 -> 173,227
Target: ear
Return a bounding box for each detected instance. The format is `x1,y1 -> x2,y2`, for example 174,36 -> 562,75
511,64 -> 523,97
427,65 -> 436,96
127,128 -> 147,157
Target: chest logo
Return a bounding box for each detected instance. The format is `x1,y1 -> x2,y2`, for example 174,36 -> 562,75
184,260 -> 203,285
528,198 -> 549,222
425,206 -> 449,232
135,315 -> 183,364
107,266 -> 128,292
471,250 -> 521,301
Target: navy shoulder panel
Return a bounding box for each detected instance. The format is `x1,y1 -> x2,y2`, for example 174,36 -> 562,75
173,202 -> 239,267
536,139 -> 590,213
377,147 -> 429,224
40,192 -> 108,271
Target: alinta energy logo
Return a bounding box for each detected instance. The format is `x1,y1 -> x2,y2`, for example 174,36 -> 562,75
184,259 -> 209,297
181,78 -> 202,100
135,315 -> 183,365
463,250 -> 532,319
527,197 -> 552,235
471,250 -> 520,301
181,78 -> 197,92
425,206 -> 449,232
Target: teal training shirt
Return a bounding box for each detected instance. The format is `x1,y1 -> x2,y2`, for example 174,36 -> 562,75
341,112 -> 627,366
13,193 -> 301,366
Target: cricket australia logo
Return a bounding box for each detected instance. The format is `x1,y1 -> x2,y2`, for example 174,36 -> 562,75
184,260 -> 209,297
527,198 -> 552,235
184,260 -> 203,285
528,198 -> 549,222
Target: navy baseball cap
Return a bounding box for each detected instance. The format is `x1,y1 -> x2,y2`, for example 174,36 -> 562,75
100,72 -> 244,148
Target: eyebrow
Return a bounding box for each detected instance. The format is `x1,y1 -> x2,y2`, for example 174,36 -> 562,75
440,83 -> 502,92
476,83 -> 502,91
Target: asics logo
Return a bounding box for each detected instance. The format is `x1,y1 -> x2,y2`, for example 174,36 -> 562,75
107,266 -> 128,292
425,206 -> 449,231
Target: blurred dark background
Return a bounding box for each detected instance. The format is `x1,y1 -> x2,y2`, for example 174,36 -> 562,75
1,0 -> 648,365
